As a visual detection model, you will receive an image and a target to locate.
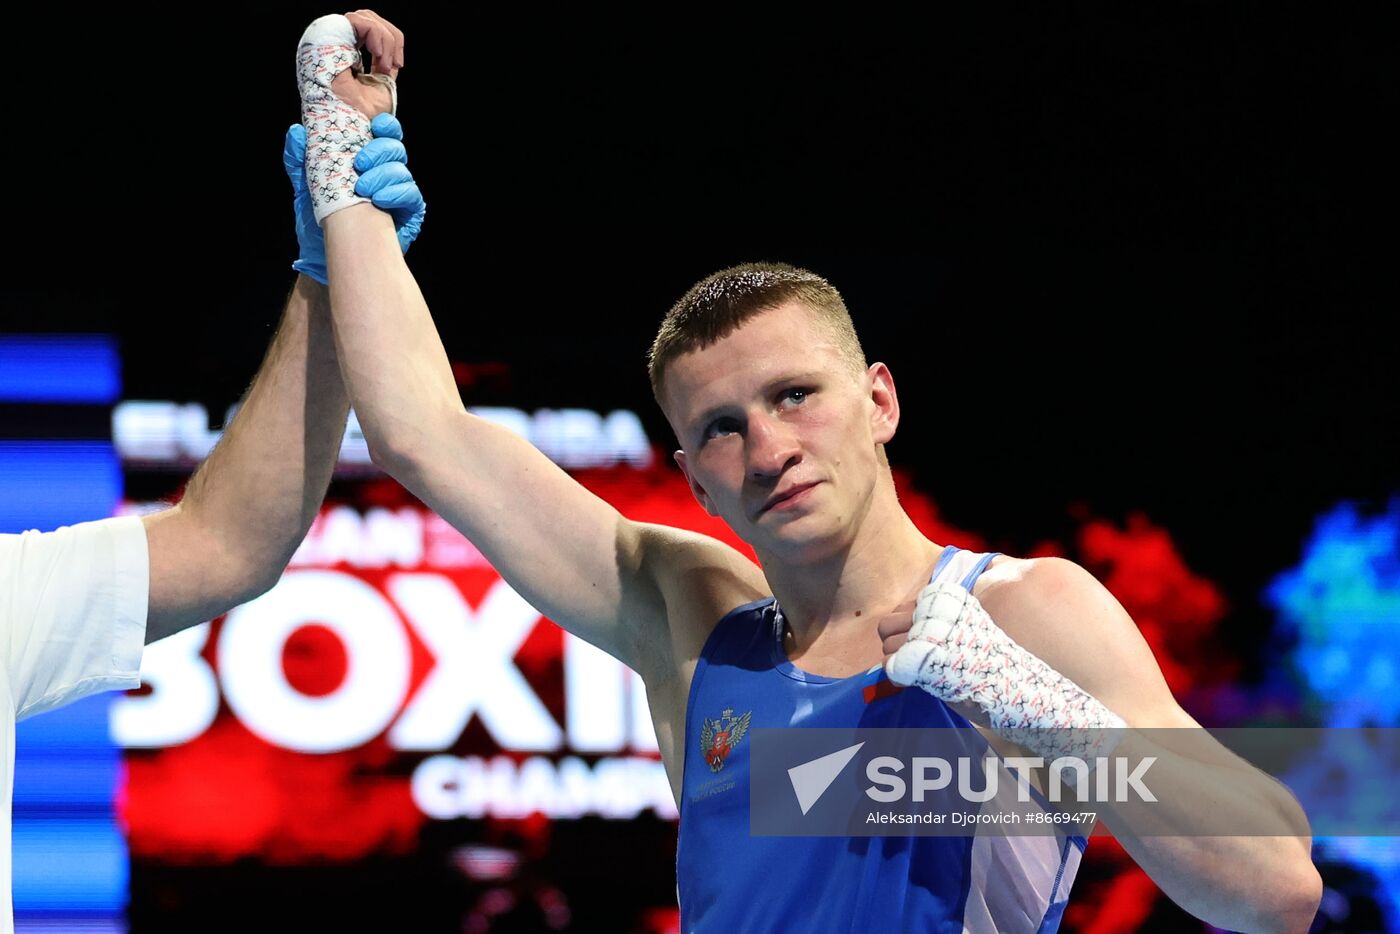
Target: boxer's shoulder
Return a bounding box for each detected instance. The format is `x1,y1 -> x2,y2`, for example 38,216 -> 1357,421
627,522 -> 767,668
972,554 -> 1088,597
967,552 -> 1030,597
972,555 -> 1102,640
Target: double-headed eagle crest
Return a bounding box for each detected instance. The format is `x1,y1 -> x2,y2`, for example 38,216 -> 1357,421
700,707 -> 752,772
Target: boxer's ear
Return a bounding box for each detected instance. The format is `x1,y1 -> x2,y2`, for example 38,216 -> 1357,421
867,362 -> 899,445
674,451 -> 718,516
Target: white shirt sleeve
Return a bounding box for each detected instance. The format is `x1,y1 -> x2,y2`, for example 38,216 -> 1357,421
0,515 -> 149,720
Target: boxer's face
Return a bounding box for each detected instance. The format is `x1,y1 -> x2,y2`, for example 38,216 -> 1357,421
663,302 -> 897,564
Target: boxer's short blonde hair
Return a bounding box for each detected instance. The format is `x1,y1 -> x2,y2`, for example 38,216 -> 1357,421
648,262 -> 867,403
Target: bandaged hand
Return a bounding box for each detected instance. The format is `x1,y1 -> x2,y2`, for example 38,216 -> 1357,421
285,113 -> 425,283
297,11 -> 402,223
881,580 -> 1124,762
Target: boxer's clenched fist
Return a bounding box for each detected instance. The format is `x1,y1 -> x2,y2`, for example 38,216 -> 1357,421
881,581 -> 979,691
330,10 -> 402,116
881,579 -> 1124,760
345,9 -> 404,79
876,583 -> 988,726
297,11 -> 403,222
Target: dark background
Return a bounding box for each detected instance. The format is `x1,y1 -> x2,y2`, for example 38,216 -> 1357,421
9,7 -> 1391,562
3,7 -> 1395,929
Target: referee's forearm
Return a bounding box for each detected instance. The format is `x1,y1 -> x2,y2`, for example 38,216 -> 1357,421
182,276 -> 350,595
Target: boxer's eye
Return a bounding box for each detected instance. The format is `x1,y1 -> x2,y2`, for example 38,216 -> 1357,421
702,416 -> 741,442
778,387 -> 813,409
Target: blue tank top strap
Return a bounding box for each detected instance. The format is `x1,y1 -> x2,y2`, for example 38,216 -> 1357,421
928,544 -> 961,581
961,551 -> 1001,589
928,545 -> 1001,590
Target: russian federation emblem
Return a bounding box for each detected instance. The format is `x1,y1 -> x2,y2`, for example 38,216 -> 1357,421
699,707 -> 752,772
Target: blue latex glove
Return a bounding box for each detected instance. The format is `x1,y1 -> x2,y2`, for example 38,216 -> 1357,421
355,113 -> 425,254
282,124 -> 326,284
283,113 -> 425,284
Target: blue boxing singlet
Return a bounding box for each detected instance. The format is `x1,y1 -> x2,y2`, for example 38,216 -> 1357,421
677,545 -> 1085,933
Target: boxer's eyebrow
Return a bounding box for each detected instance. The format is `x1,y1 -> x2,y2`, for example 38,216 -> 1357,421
688,371 -> 826,434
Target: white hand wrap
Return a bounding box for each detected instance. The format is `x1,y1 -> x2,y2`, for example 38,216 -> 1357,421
887,581 -> 1125,763
296,14 -> 396,223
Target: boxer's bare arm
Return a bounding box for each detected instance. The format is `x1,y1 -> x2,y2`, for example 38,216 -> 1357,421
890,559 -> 1321,933
321,207 -> 763,674
141,278 -> 350,643
984,561 -> 1319,932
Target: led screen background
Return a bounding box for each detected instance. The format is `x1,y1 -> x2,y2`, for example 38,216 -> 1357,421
3,6 -> 1397,932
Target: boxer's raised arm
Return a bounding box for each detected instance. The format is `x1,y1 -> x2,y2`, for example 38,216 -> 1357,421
322,207 -> 756,671
307,13 -> 759,675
